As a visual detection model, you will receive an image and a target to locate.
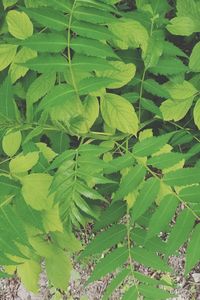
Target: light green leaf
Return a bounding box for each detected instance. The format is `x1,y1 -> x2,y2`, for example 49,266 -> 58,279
109,18 -> 149,53
2,130 -> 22,157
3,0 -> 18,9
164,80 -> 197,101
9,152 -> 39,174
87,247 -> 129,284
9,47 -> 37,83
194,99 -> 200,129
167,17 -> 198,36
114,165 -> 145,201
97,61 -> 136,89
17,259 -> 41,293
6,10 -> 33,40
42,204 -> 63,232
21,173 -> 54,211
0,44 -> 17,71
164,167 -> 200,186
165,209 -> 196,256
160,98 -> 193,121
46,249 -> 72,290
132,178 -> 160,221
101,93 -> 138,134
189,42 -> 200,72
185,224 -> 200,274
80,224 -> 126,259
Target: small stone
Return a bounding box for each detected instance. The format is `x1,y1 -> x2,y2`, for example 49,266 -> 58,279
192,273 -> 200,283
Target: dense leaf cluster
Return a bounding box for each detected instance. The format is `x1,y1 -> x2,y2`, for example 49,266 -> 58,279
0,0 -> 200,299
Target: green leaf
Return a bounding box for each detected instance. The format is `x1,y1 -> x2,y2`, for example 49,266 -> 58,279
71,54 -> 116,72
102,269 -> 130,300
21,7 -> 68,31
141,98 -> 162,117
164,167 -> 200,186
133,133 -> 173,157
93,201 -> 126,232
189,42 -> 200,72
48,0 -> 72,12
26,72 -> 56,104
2,130 -> 22,157
0,76 -> 18,122
131,247 -> 171,272
165,209 -> 196,256
21,173 -> 54,211
148,152 -> 185,170
87,247 -> 129,284
39,77 -> 114,111
143,79 -> 170,98
149,57 -> 188,75
23,54 -> 67,73
72,20 -> 114,40
46,249 -> 72,290
179,185 -> 200,203
101,93 -> 139,135
9,152 -> 39,174
114,165 -> 145,201
70,37 -> 117,58
122,286 -> 138,300
139,284 -> 172,299
0,44 -> 17,71
146,194 -> 179,240
80,224 -> 126,259
6,10 -> 33,40
17,33 -> 67,53
74,6 -> 115,24
132,178 -> 160,222
194,99 -> 200,129
185,224 -> 200,274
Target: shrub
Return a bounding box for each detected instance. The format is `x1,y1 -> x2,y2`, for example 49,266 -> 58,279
0,0 -> 200,299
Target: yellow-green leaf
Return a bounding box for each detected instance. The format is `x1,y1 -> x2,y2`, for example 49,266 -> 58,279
9,152 -> 39,174
96,61 -> 136,89
43,204 -> 63,232
17,259 -> 41,293
101,93 -> 138,135
6,10 -> 33,40
21,173 -> 54,211
2,130 -> 22,157
0,44 -> 17,71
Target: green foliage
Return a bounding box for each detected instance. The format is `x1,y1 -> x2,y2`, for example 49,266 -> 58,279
0,0 -> 200,299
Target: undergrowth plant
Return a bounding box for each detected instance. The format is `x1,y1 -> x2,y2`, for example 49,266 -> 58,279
0,0 -> 200,299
